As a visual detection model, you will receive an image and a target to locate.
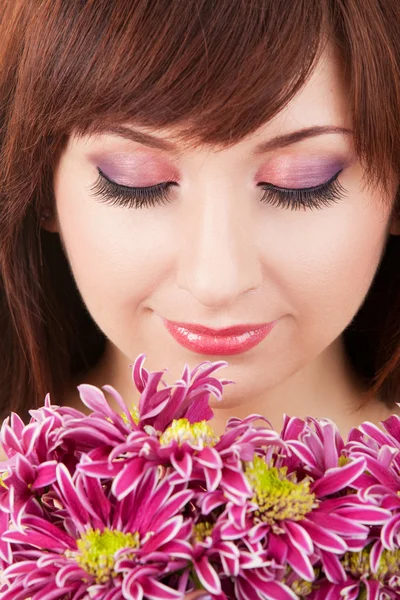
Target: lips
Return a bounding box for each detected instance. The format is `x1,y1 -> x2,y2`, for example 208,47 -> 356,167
162,318 -> 277,356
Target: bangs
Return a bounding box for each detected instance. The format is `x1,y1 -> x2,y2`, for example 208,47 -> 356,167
24,0 -> 325,146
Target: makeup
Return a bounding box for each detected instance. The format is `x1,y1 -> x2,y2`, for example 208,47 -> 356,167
256,156 -> 347,189
162,319 -> 278,355
90,152 -> 179,187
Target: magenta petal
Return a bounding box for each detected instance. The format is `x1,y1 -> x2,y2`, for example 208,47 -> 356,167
2,529 -> 66,550
382,413 -> 400,439
0,513 -> 12,563
204,466 -> 222,491
320,421 -> 344,469
302,519 -> 347,553
111,457 -> 145,500
9,413 -> 25,438
170,451 -> 192,479
2,424 -> 23,454
220,520 -> 243,540
32,581 -> 77,600
196,446 -> 223,469
222,466 -> 252,499
15,454 -> 35,484
2,560 -> 37,577
158,539 -> 192,559
77,384 -> 116,417
336,505 -> 390,524
286,440 -> 318,470
76,474 -> 111,524
310,511 -> 368,537
61,426 -> 118,447
381,513 -> 400,549
201,490 -> 226,514
268,533 -> 288,563
358,421 -> 395,446
55,563 -> 88,587
32,461 -> 57,490
22,423 -> 42,456
151,489 -> 194,531
284,520 -> 313,554
21,515 -> 76,549
184,396 -> 214,423
248,521 -> 268,544
312,458 -> 366,496
194,554 -> 222,594
221,551 -> 239,577
320,550 -> 347,583
250,579 -> 298,600
142,515 -> 184,552
364,579 -> 380,600
286,543 -> 315,581
0,583 -> 32,600
362,455 -> 398,488
369,540 -> 384,573
102,384 -> 136,427
132,353 -> 148,393
56,463 -> 89,525
141,577 -> 181,600
77,460 -> 123,478
141,394 -> 171,421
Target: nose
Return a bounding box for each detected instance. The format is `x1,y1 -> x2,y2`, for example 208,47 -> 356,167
176,190 -> 262,308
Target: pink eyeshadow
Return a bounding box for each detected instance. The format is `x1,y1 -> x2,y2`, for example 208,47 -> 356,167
90,153 -> 179,187
257,156 -> 346,188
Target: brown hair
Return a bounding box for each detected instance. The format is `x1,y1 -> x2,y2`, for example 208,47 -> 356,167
0,0 -> 400,423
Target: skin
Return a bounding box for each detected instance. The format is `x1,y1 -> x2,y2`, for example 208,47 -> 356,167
45,45 -> 400,443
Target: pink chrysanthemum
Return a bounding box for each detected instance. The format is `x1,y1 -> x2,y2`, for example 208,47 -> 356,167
0,355 -> 398,600
308,539 -> 400,600
0,465 -> 193,600
62,357 -> 281,505
345,413 -> 400,551
217,434 -> 390,584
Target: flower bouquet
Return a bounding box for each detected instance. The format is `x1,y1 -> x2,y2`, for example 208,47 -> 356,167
0,355 -> 399,600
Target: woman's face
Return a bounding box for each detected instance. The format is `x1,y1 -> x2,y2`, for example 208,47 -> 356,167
51,47 -> 397,413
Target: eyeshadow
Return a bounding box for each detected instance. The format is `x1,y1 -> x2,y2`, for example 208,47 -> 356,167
89,152 -> 179,187
257,156 -> 347,188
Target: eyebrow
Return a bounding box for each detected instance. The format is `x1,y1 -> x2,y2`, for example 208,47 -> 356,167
95,124 -> 352,153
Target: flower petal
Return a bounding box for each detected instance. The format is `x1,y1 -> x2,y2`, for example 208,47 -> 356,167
194,554 -> 222,594
312,457 -> 366,496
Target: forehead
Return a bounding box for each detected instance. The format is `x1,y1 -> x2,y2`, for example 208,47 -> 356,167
277,44 -> 350,132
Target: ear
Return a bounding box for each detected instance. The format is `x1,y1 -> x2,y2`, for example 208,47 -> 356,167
40,208 -> 59,234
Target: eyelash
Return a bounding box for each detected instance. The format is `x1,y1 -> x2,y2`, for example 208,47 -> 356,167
89,168 -> 346,211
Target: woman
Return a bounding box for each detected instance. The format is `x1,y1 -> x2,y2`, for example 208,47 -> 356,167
0,1 -> 400,597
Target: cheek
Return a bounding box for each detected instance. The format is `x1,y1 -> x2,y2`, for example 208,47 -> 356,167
266,197 -> 390,340
53,172 -> 175,320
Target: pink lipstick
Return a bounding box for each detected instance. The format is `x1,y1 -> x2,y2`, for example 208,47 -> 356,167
162,318 -> 277,355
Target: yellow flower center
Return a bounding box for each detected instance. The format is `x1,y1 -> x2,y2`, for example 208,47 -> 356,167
342,546 -> 400,580
244,455 -> 316,527
192,521 -> 214,543
66,527 -> 140,584
283,565 -> 318,595
159,418 -> 219,447
338,455 -> 350,467
0,471 -> 9,489
121,405 -> 140,425
291,579 -> 313,596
